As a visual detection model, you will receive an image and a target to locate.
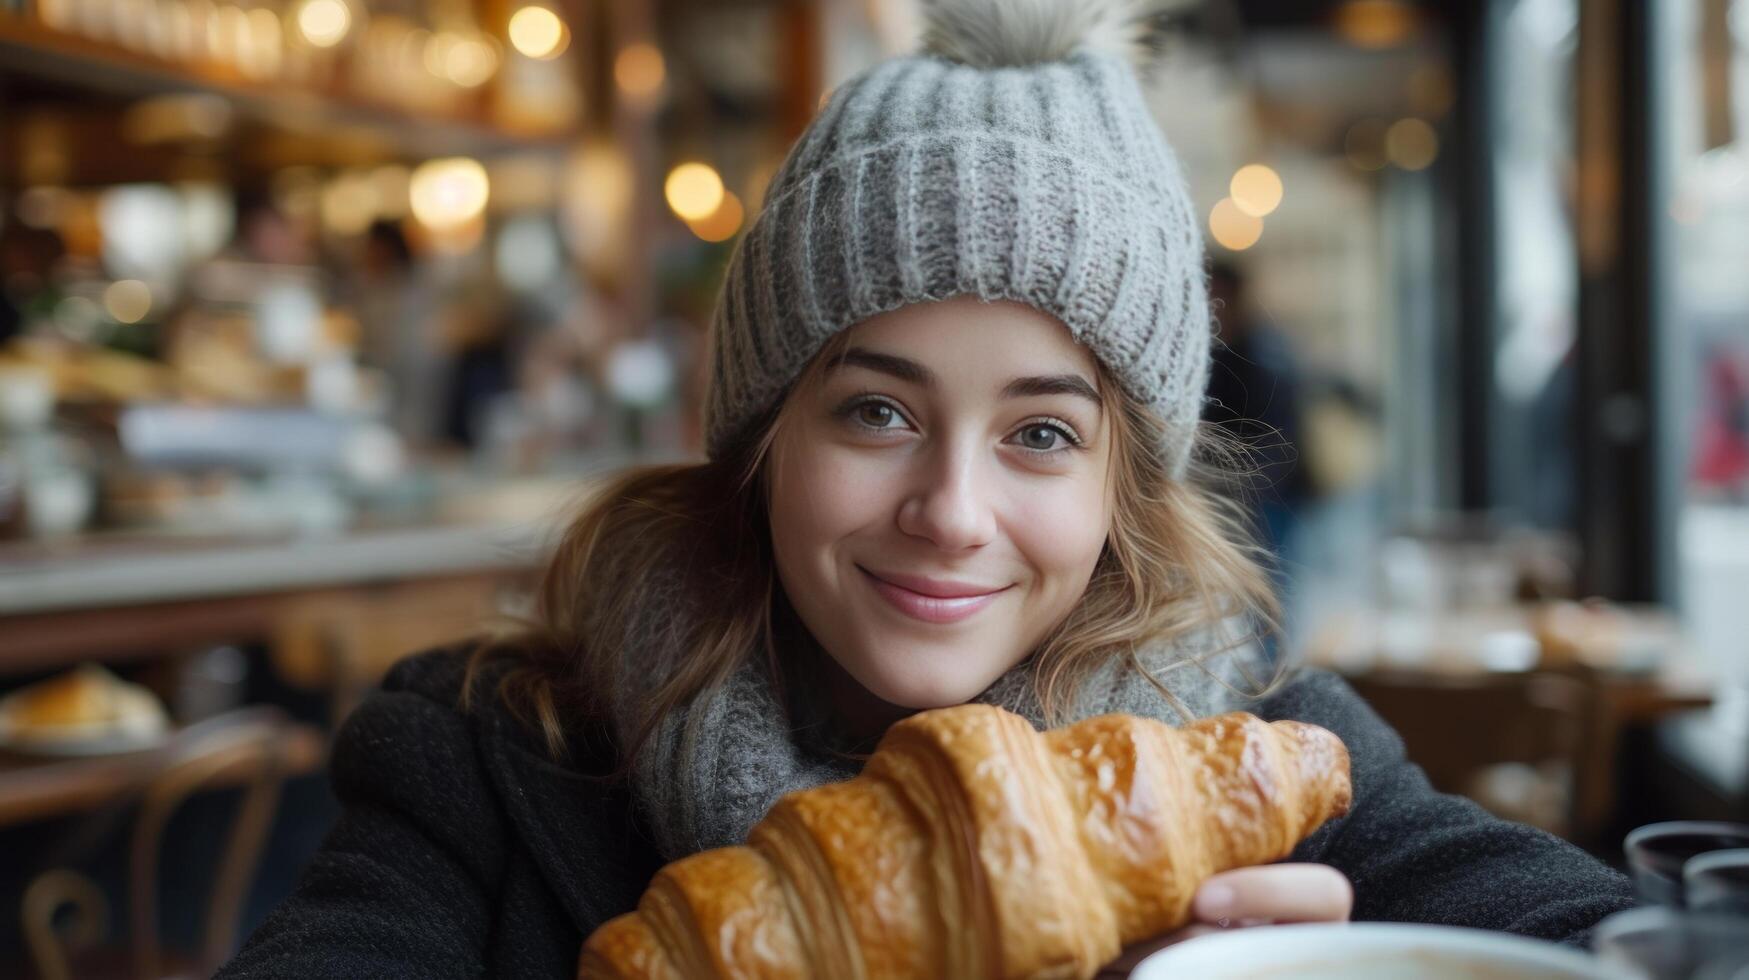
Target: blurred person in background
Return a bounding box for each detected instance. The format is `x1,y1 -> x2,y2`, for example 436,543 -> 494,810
1203,261 -> 1311,560
219,2 -> 1634,976
217,188 -> 315,269
1693,341 -> 1749,500
1526,343 -> 1579,530
355,219 -> 447,448
440,294 -> 520,451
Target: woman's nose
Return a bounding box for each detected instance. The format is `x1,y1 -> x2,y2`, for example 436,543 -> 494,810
895,439 -> 998,551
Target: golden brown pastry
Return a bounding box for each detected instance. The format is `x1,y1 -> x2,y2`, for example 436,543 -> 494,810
7,665 -> 129,729
578,704 -> 1352,980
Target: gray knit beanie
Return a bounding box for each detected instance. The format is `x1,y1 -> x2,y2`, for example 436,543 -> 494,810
703,0 -> 1210,475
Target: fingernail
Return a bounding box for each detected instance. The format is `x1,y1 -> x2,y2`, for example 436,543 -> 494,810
1198,882 -> 1234,918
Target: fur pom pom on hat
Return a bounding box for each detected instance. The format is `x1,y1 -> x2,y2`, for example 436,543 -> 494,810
920,0 -> 1189,69
704,0 -> 1212,476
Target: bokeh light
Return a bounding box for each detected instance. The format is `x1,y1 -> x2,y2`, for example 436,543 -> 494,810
295,0 -> 351,48
1230,164 -> 1284,217
103,279 -> 153,324
1209,198 -> 1264,251
1386,118 -> 1440,170
664,162 -> 724,222
687,191 -> 745,243
508,6 -> 567,60
445,35 -> 498,87
615,43 -> 666,99
409,158 -> 490,230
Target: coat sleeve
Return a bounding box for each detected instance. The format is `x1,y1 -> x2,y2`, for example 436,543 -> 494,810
1271,670 -> 1636,946
216,662 -> 505,978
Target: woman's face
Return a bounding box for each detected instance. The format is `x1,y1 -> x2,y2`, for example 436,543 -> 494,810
767,296 -> 1115,713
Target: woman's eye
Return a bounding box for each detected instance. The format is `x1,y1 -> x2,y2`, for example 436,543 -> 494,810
1015,423 -> 1075,452
832,394 -> 913,436
852,400 -> 903,430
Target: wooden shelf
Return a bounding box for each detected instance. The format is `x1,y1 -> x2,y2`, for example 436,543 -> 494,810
0,14 -> 578,164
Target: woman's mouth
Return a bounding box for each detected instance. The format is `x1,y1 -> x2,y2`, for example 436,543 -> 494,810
857,566 -> 1012,624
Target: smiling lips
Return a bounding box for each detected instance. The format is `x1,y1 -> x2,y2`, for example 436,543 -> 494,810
858,566 -> 1012,624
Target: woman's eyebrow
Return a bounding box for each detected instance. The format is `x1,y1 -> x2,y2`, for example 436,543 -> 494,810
1001,374 -> 1102,407
832,346 -> 1101,408
831,347 -> 935,386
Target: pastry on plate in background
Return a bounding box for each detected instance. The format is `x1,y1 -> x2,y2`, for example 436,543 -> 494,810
0,664 -> 171,755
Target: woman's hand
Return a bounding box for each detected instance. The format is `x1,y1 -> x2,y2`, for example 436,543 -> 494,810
1095,863 -> 1353,978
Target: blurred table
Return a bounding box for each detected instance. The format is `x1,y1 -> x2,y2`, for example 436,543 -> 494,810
1304,603 -> 1715,847
1305,604 -> 1713,698
0,720 -> 325,829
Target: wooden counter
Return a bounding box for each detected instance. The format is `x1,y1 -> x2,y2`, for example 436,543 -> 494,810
0,520 -> 553,676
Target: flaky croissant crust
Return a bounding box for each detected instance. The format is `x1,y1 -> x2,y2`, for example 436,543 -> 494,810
580,705 -> 1352,980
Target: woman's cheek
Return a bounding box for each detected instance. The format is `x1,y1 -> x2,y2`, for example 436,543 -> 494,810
790,444 -> 901,541
1007,476 -> 1109,578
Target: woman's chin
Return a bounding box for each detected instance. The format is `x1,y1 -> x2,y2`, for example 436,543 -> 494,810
857,662 -> 1009,713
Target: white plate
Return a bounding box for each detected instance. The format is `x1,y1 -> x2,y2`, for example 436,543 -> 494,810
0,726 -> 170,757
1130,922 -> 1635,980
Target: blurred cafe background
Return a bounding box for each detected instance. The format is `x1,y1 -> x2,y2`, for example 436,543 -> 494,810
0,0 -> 1745,974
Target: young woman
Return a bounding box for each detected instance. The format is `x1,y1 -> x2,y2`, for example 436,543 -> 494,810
219,2 -> 1634,976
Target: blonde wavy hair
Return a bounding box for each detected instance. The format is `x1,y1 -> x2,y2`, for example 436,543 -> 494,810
465,331 -> 1282,768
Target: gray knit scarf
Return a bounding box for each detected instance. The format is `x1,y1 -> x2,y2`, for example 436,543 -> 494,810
626,632 -> 1266,862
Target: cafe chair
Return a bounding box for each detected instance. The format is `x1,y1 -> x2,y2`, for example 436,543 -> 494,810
18,707 -> 290,980
271,579 -> 501,724
1348,671 -> 1593,839
21,868 -> 108,980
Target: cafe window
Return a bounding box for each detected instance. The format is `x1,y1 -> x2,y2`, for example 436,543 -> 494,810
1490,0 -> 1581,533
1660,0 -> 1749,704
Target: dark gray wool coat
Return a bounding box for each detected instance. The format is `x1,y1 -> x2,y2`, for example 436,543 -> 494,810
216,647 -> 1636,978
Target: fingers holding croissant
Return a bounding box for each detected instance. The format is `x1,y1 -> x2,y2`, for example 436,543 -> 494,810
580,706 -> 1351,980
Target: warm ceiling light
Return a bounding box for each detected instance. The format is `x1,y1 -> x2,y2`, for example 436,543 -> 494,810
508,6 -> 567,60
664,162 -> 724,222
410,157 -> 490,230
295,0 -> 351,47
1209,198 -> 1263,251
1230,164 -> 1284,217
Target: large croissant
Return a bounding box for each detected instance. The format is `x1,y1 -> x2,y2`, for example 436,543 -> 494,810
579,705 -> 1351,980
